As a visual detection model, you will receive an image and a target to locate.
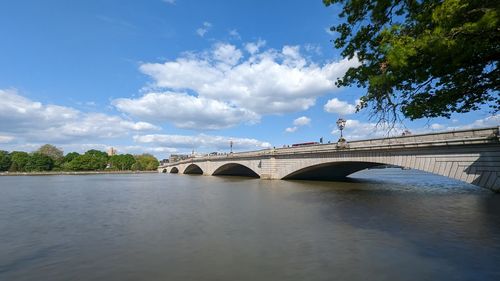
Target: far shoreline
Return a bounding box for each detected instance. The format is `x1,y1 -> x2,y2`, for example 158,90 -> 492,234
0,170 -> 159,176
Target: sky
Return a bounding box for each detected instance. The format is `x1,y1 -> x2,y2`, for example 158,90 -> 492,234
0,0 -> 498,159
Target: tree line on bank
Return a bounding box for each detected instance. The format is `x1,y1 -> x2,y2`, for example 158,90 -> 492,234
0,144 -> 159,172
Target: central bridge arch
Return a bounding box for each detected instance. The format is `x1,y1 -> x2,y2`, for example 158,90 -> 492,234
170,167 -> 179,174
212,163 -> 260,178
183,164 -> 203,175
282,161 -> 388,180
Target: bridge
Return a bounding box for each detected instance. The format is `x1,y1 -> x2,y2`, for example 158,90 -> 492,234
158,127 -> 500,192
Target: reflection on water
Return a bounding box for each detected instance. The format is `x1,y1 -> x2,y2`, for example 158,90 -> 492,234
0,169 -> 499,281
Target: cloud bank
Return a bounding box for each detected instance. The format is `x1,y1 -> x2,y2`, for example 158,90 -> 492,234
114,42 -> 359,130
134,134 -> 271,151
0,89 -> 159,143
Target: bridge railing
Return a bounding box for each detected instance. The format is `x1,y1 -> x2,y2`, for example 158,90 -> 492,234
273,126 -> 499,153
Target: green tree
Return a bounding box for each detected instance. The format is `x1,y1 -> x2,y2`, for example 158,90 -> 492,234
122,154 -> 136,170
110,154 -> 135,170
0,150 -> 12,171
65,155 -> 87,171
67,150 -> 108,171
25,153 -> 54,172
84,150 -> 109,171
63,152 -> 80,163
9,151 -> 30,172
60,152 -> 80,171
133,154 -> 159,171
131,161 -> 142,171
37,144 -> 64,161
324,0 -> 499,121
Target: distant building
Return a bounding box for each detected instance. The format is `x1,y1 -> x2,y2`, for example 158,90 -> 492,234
191,153 -> 205,158
107,147 -> 117,156
169,154 -> 189,163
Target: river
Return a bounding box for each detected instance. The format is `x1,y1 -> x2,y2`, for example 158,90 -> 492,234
1,169 -> 499,281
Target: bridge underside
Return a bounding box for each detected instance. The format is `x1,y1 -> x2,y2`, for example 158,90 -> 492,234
282,162 -> 386,180
170,167 -> 179,174
213,163 -> 260,178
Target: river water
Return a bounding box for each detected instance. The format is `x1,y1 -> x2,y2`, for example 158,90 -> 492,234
1,169 -> 499,281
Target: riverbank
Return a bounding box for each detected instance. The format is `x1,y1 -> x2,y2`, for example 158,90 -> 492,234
0,170 -> 158,176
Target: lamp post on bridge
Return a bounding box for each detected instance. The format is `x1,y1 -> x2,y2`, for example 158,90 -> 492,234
336,118 -> 346,142
230,140 -> 233,154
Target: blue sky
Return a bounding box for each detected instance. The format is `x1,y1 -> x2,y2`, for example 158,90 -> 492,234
0,0 -> 498,158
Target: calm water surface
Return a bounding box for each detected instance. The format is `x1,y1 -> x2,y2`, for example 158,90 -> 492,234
1,169 -> 499,281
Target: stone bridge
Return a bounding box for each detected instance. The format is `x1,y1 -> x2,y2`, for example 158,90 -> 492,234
159,127 -> 500,192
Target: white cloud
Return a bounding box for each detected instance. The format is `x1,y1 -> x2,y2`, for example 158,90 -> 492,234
330,119 -> 403,140
0,89 -> 159,143
281,45 -> 304,66
293,116 -> 311,126
430,123 -> 445,130
465,114 -> 500,128
438,114 -> 499,131
285,116 -> 310,133
196,21 -> 212,37
123,42 -> 359,130
163,0 -> 176,4
324,98 -> 357,115
229,29 -> 241,40
38,114 -> 159,141
244,39 -> 266,54
134,133 -> 271,151
412,115 -> 500,134
304,43 -> 322,55
212,42 -> 242,66
113,92 -> 259,130
0,135 -> 14,144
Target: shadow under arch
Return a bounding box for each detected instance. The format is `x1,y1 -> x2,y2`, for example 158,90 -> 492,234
170,167 -> 179,174
282,161 -> 389,180
162,169 -> 167,173
212,163 -> 260,178
184,164 -> 203,175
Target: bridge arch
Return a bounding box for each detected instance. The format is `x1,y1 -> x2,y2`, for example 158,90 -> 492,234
170,167 -> 179,174
162,168 -> 167,173
282,161 -> 388,180
212,163 -> 260,178
183,164 -> 204,175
